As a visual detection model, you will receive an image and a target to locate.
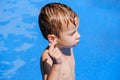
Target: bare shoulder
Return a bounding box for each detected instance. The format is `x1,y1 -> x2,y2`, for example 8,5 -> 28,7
41,48 -> 53,79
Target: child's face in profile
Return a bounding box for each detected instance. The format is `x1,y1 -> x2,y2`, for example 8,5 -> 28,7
56,18 -> 80,48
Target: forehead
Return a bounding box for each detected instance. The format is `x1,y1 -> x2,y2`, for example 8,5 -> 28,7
63,17 -> 79,31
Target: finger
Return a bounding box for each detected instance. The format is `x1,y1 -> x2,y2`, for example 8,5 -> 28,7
49,43 -> 55,53
55,52 -> 62,59
48,47 -> 58,58
53,47 -> 62,56
49,39 -> 57,53
53,39 -> 57,47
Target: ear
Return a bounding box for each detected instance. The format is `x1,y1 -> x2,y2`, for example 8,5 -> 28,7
47,34 -> 57,43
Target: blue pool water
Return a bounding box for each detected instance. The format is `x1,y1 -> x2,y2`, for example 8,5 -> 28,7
0,0 -> 120,80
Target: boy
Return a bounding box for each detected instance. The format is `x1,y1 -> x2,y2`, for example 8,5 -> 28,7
38,2 -> 80,80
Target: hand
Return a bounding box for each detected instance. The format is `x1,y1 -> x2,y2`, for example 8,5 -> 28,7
48,39 -> 64,64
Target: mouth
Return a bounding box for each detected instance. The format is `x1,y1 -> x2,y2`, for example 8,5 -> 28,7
75,40 -> 80,45
72,40 -> 80,47
77,39 -> 80,43
73,41 -> 79,47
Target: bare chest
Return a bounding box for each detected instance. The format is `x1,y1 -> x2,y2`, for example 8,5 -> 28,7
59,57 -> 75,80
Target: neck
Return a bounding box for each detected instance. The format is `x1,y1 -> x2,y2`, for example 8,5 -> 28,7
60,48 -> 73,56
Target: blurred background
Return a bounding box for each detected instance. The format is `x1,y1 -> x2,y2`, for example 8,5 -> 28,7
0,0 -> 120,80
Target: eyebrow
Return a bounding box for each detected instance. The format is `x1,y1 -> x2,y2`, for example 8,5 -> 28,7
68,26 -> 79,35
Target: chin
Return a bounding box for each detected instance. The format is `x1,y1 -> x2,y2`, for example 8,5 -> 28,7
57,44 -> 75,48
66,45 -> 75,48
73,43 -> 78,47
58,46 -> 72,49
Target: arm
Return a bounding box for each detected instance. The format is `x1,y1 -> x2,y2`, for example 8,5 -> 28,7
42,40 -> 64,80
41,53 -> 62,80
46,64 -> 61,80
41,51 -> 52,80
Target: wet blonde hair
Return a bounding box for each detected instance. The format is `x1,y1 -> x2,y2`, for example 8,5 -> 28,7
38,2 -> 78,40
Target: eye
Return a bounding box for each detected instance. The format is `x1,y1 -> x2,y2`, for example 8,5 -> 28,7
70,31 -> 76,35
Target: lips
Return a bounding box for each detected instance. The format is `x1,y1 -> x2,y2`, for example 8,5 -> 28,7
77,39 -> 80,43
76,39 -> 80,44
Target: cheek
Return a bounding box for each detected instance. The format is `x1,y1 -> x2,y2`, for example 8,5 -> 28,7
66,37 -> 75,44
66,37 -> 74,42
58,35 -> 75,44
65,35 -> 75,42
